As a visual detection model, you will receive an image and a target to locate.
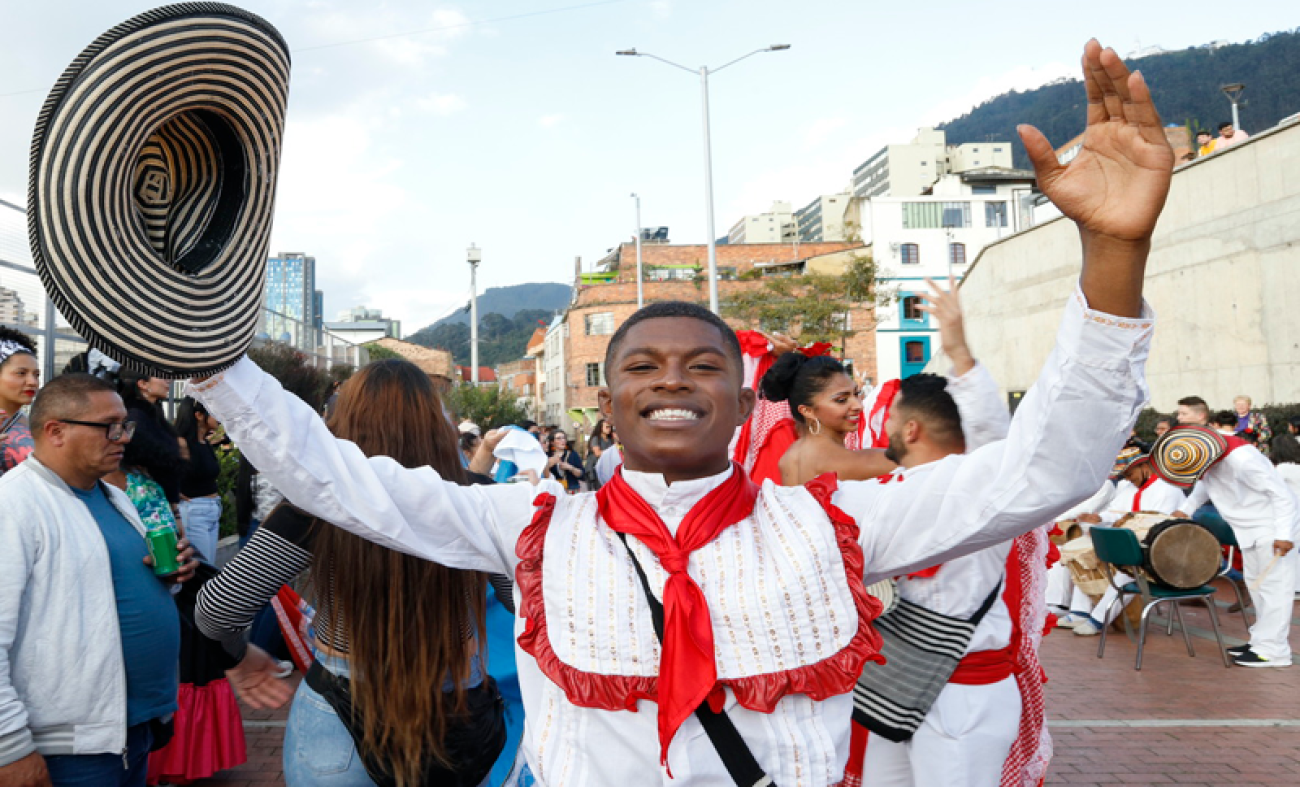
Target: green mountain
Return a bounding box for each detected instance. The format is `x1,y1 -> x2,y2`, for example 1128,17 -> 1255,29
940,29 -> 1300,169
406,283 -> 570,367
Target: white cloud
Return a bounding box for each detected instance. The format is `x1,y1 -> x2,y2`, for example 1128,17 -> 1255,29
414,92 -> 467,116
649,1 -> 673,19
538,114 -> 565,128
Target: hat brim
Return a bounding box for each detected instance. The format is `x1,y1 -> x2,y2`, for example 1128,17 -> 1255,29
29,3 -> 290,378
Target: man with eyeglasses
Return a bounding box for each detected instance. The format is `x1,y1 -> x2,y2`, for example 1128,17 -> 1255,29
0,373 -> 197,787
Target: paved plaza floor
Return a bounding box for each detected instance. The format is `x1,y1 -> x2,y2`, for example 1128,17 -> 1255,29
201,579 -> 1300,786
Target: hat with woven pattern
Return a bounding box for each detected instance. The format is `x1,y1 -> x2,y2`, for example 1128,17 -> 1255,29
29,3 -> 290,377
1151,425 -> 1229,488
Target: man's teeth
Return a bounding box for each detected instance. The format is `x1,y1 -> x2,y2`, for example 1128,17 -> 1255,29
647,409 -> 700,421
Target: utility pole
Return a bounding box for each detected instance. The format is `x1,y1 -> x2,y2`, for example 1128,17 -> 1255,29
467,244 -> 481,384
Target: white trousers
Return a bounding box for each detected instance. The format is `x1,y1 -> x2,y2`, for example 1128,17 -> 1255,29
1045,563 -> 1074,610
1070,572 -> 1134,625
1242,542 -> 1297,663
862,677 -> 1021,787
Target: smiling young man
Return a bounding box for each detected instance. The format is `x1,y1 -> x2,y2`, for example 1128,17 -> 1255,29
188,41 -> 1167,786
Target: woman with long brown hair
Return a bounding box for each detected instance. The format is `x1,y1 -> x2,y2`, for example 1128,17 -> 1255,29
195,359 -> 504,786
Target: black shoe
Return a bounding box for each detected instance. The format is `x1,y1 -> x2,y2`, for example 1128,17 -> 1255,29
1233,651 -> 1288,668
1226,644 -> 1251,657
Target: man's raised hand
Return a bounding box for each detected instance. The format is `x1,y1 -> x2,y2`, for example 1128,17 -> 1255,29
1019,40 -> 1174,318
1020,40 -> 1174,242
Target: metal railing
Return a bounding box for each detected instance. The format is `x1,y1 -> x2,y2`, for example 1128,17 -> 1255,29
0,199 -> 366,378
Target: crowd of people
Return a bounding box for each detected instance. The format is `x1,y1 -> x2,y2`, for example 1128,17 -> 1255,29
2,33 -> 1296,787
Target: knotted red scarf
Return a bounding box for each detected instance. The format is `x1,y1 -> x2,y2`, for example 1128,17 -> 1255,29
596,463 -> 760,769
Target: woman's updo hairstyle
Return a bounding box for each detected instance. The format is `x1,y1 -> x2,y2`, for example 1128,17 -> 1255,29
759,352 -> 848,424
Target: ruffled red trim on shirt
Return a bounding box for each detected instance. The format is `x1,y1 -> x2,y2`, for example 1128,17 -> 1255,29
514,480 -> 885,716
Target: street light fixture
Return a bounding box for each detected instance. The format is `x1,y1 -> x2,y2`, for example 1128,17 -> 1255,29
1221,83 -> 1246,131
467,243 -> 482,384
618,44 -> 792,314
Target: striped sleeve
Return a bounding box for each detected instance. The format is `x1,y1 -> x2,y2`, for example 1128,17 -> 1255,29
195,506 -> 314,661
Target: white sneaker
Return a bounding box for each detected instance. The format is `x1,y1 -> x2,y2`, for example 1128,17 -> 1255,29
1073,620 -> 1101,637
1055,613 -> 1085,629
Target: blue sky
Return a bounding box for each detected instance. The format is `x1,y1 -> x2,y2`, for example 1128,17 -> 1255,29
1,0 -> 1294,333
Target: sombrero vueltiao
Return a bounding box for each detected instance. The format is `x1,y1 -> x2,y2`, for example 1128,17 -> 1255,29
1150,425 -> 1229,488
29,3 -> 290,377
1109,446 -> 1150,480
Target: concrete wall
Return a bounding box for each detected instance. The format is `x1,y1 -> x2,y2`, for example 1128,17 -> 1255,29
941,120 -> 1300,411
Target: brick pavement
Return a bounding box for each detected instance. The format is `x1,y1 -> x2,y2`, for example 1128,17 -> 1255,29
194,580 -> 1300,786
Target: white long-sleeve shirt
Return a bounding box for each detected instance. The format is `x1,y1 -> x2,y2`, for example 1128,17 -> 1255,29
1098,475 -> 1185,524
1182,446 -> 1300,547
189,288 -> 1151,786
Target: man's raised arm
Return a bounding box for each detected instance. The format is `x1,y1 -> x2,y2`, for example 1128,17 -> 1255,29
187,358 -> 543,574
838,40 -> 1170,581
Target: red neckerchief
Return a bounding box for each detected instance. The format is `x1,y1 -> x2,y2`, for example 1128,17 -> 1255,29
596,463 -> 760,768
1131,474 -> 1158,510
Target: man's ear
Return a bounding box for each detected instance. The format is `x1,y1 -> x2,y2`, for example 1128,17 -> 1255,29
737,386 -> 757,426
904,418 -> 923,445
597,387 -> 614,425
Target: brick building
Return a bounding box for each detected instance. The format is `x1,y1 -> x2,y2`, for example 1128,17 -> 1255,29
561,241 -> 878,424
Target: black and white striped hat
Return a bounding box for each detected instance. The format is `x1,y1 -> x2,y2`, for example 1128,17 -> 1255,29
28,3 -> 290,377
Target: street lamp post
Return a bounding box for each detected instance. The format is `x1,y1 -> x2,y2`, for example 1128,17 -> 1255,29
618,44 -> 791,315
632,193 -> 644,308
1221,83 -> 1245,131
467,244 -> 481,384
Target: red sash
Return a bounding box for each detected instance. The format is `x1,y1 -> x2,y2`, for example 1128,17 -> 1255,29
596,464 -> 759,768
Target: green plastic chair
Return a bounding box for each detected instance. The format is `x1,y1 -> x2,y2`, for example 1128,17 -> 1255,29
1193,508 -> 1252,630
1089,526 -> 1231,671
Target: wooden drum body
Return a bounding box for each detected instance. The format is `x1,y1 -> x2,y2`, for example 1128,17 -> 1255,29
1116,513 -> 1221,590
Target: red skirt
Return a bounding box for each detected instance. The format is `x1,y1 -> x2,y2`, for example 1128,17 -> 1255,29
147,679 -> 247,785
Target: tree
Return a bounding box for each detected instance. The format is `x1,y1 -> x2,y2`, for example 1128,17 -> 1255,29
248,342 -> 332,411
362,342 -> 403,361
445,383 -> 528,430
721,252 -> 891,351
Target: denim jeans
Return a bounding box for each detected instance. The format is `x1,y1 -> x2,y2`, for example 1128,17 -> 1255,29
284,654 -> 493,787
283,654 -> 376,786
44,722 -> 152,787
179,496 -> 222,565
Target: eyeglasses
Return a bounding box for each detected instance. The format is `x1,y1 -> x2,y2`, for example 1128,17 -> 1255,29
58,419 -> 136,441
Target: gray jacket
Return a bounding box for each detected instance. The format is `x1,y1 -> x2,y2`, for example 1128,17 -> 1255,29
0,457 -> 150,766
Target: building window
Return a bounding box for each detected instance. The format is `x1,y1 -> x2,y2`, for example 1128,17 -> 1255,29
900,243 -> 920,265
832,312 -> 852,332
904,340 -> 927,364
985,201 -> 1008,228
972,184 -> 996,195
942,202 -> 971,228
901,295 -> 926,323
949,242 -> 967,265
585,312 -> 615,336
993,146 -> 1004,153
585,362 -> 605,387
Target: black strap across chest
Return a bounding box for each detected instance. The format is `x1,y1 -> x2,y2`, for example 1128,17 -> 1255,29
615,532 -> 776,787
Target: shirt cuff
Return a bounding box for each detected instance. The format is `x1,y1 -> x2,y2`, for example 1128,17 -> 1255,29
184,356 -> 266,418
945,360 -> 986,390
1057,285 -> 1156,371
0,726 -> 35,768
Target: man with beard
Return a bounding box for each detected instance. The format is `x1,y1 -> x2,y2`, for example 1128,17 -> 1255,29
851,373 -> 1029,787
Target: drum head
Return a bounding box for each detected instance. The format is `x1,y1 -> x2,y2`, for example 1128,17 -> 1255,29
1143,520 -> 1220,590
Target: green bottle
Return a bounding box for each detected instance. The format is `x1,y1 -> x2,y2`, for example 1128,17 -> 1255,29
146,525 -> 181,576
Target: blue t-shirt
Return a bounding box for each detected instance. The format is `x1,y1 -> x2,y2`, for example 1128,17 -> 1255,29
71,484 -> 180,726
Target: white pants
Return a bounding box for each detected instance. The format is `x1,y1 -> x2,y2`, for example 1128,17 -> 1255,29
1242,542 -> 1297,663
1045,563 -> 1074,610
1070,572 -> 1134,625
862,677 -> 1021,787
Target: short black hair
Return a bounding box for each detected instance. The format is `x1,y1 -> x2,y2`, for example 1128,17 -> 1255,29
1210,410 -> 1238,429
1218,122 -> 1233,131
1272,433 -> 1300,465
1178,396 -> 1208,408
1154,414 -> 1176,427
896,373 -> 964,450
759,353 -> 847,424
603,301 -> 742,381
518,419 -> 537,430
29,373 -> 117,434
